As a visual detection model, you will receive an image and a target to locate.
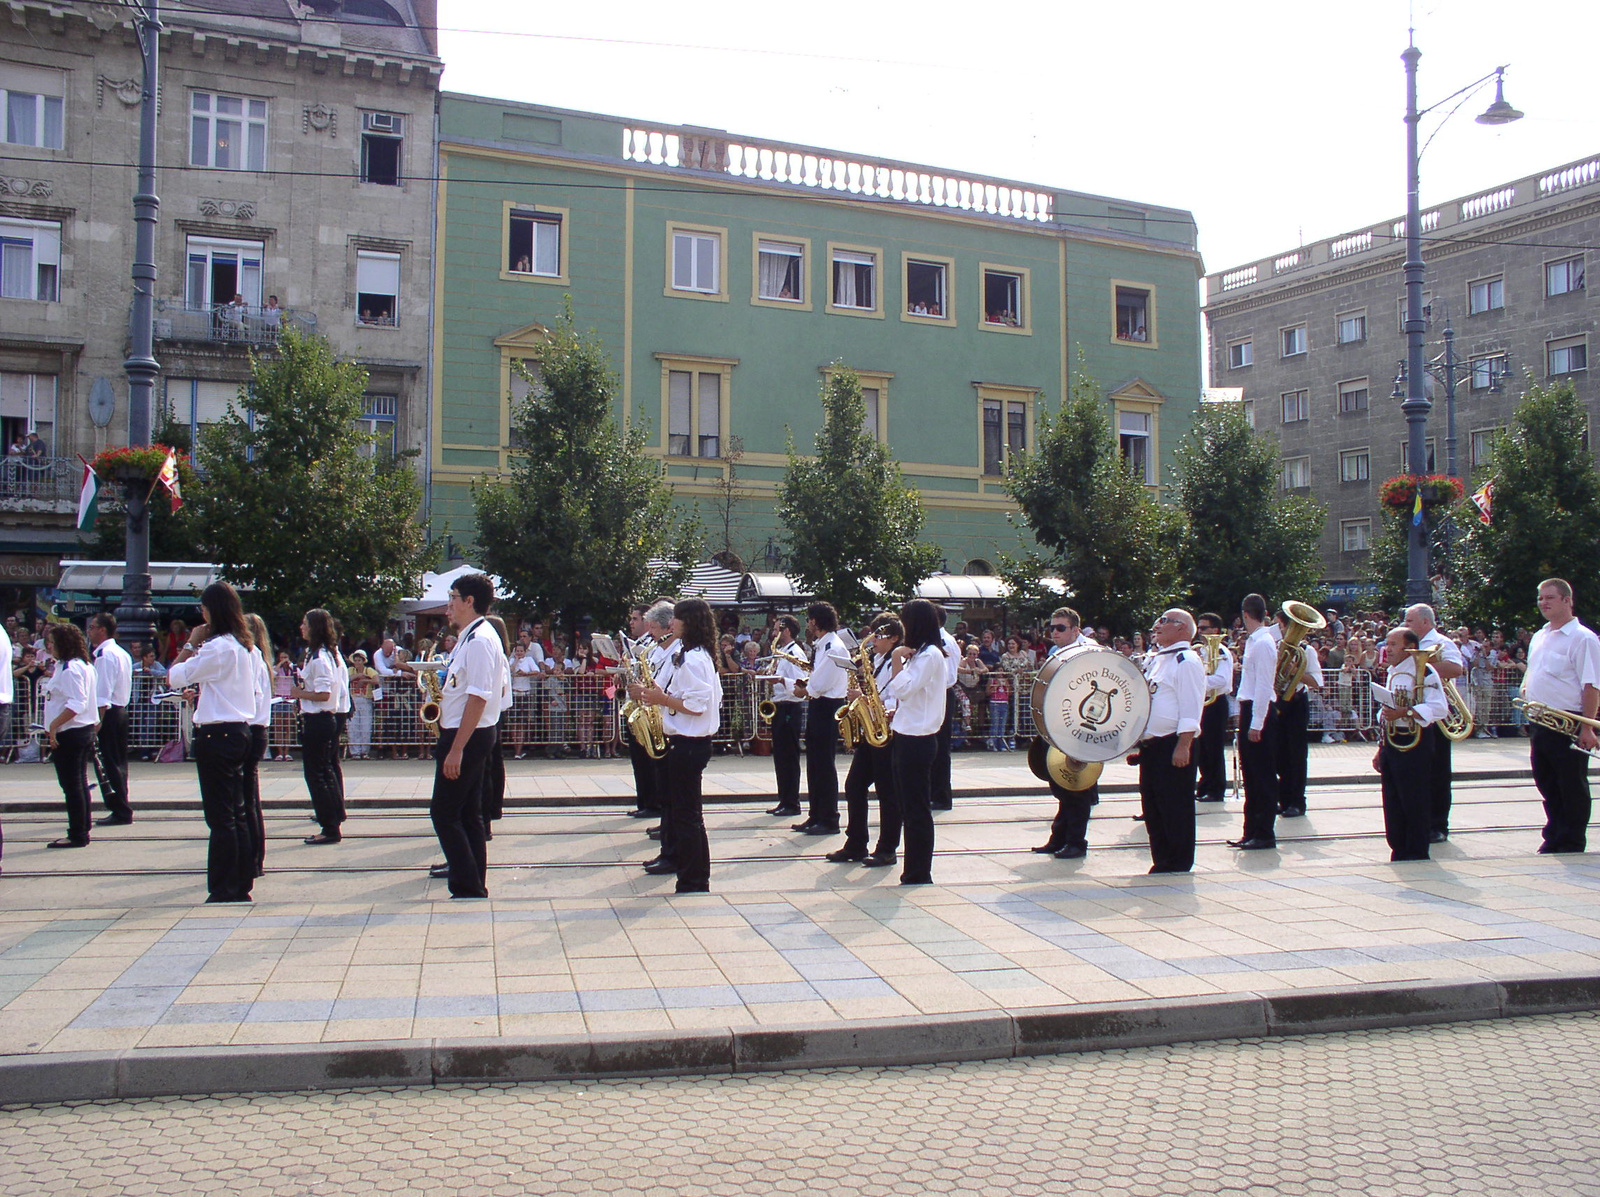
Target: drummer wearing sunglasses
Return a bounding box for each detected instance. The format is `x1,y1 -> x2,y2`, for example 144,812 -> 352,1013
1031,607 -> 1101,860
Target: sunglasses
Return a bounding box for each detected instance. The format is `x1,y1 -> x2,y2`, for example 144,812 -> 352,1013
1050,624 -> 1070,633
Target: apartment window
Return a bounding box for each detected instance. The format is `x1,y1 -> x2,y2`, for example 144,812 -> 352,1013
1281,324 -> 1307,357
666,367 -> 723,458
0,371 -> 57,451
831,248 -> 877,311
1341,519 -> 1371,553
1340,448 -> 1370,482
1280,389 -> 1308,423
185,235 -> 263,311
355,250 -> 400,326
190,91 -> 267,171
1242,400 -> 1255,429
1399,438 -> 1437,473
1114,286 -> 1150,342
0,217 -> 61,302
1,65 -> 64,149
356,393 -> 398,459
1470,353 -> 1508,391
905,258 -> 949,318
1336,312 -> 1366,344
359,112 -> 403,185
1548,336 -> 1587,375
1547,256 -> 1585,297
982,398 -> 1028,476
1228,339 -> 1253,369
1398,292 -> 1432,332
508,209 -> 562,277
984,269 -> 1023,327
1470,428 -> 1500,468
672,230 -> 721,294
1469,275 -> 1504,314
1119,410 -> 1155,484
757,239 -> 804,302
1281,456 -> 1310,490
1338,378 -> 1369,413
165,377 -> 243,446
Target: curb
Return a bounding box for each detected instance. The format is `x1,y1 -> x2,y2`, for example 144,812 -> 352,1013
2,974 -> 1594,1106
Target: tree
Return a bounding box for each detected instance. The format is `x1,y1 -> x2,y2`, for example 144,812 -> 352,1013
1451,379 -> 1600,630
190,328 -> 432,638
1169,400 -> 1327,618
473,311 -> 700,634
776,364 -> 940,620
1004,369 -> 1184,633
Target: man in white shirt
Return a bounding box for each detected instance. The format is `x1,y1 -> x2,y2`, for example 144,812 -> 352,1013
624,603 -> 670,818
89,613 -> 135,825
1371,628 -> 1448,861
1193,612 -> 1234,805
1272,606 -> 1324,819
1139,609 -> 1206,873
764,614 -> 807,818
1405,603 -> 1466,843
1229,593 -> 1280,850
429,573 -> 507,898
1031,607 -> 1102,860
1523,578 -> 1600,854
794,602 -> 849,835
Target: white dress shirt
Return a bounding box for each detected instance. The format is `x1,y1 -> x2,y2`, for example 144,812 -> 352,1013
1143,642 -> 1205,738
939,628 -> 961,688
1236,625 -> 1277,730
1384,658 -> 1449,728
771,640 -> 807,703
873,651 -> 898,714
249,649 -> 272,727
168,633 -> 258,724
299,648 -> 346,714
658,645 -> 722,737
93,638 -> 133,709
1524,619 -> 1600,713
43,658 -> 99,731
0,623 -> 11,705
439,617 -> 508,730
881,644 -> 947,736
807,630 -> 849,701
1418,627 -> 1464,672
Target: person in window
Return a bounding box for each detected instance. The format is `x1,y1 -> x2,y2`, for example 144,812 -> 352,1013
262,295 -> 282,332
220,293 -> 247,337
513,255 -> 532,273
24,431 -> 47,459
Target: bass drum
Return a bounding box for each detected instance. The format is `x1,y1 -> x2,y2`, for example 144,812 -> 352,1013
1030,642 -> 1152,763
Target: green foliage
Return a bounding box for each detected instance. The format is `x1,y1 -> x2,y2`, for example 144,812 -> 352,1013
473,310 -> 701,634
1169,401 -> 1327,617
85,419 -> 202,562
775,364 -> 941,621
1004,371 -> 1185,633
189,328 -> 431,639
1451,379 -> 1600,629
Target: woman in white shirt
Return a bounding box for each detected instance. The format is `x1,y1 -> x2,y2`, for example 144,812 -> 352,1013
167,582 -> 259,903
290,608 -> 347,845
881,599 -> 948,885
43,622 -> 99,849
629,598 -> 722,894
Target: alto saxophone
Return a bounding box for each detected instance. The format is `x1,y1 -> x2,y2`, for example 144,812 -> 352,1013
619,639 -> 668,759
416,652 -> 447,732
837,642 -> 892,751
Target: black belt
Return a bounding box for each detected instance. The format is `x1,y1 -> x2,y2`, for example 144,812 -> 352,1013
195,721 -> 248,730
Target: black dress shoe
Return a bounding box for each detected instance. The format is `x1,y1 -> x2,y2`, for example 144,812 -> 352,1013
303,833 -> 341,845
1132,813 -> 1145,822
47,838 -> 89,849
825,846 -> 868,863
643,857 -> 679,875
95,815 -> 133,827
429,863 -> 450,878
861,852 -> 897,867
1228,837 -> 1277,850
1280,807 -> 1305,818
674,882 -> 710,893
628,807 -> 662,819
767,803 -> 802,817
647,825 -> 662,841
1053,844 -> 1087,860
1196,796 -> 1225,803
1429,830 -> 1448,844
793,820 -> 839,835
1031,842 -> 1065,854
1149,865 -> 1191,874
899,875 -> 933,886
930,802 -> 953,811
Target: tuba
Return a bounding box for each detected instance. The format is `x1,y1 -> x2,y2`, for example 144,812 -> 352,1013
618,636 -> 668,759
1511,699 -> 1600,761
1273,601 -> 1328,701
837,641 -> 892,750
1198,633 -> 1225,706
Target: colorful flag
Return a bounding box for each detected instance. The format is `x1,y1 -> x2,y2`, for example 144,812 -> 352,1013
76,458 -> 100,531
1471,479 -> 1494,526
156,448 -> 183,513
1411,487 -> 1424,527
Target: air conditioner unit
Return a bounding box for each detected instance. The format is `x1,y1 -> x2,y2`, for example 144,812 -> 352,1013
363,112 -> 402,134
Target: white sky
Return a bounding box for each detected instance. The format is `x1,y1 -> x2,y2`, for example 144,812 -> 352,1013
438,0 -> 1599,284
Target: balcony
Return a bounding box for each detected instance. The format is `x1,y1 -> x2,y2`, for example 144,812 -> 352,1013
0,456 -> 80,511
151,301 -> 318,347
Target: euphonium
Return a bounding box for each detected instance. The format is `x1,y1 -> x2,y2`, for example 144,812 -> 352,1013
1511,699 -> 1600,760
1436,666 -> 1476,742
1383,647 -> 1437,751
416,653 -> 446,732
837,642 -> 892,751
1198,633 -> 1225,706
619,639 -> 668,759
1273,601 -> 1328,701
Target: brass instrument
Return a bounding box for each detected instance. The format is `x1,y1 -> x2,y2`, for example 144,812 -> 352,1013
1382,648 -> 1437,751
1273,600 -> 1328,701
755,645 -> 811,724
1198,634 -> 1225,706
1436,656 -> 1476,742
619,636 -> 668,759
837,642 -> 892,750
415,652 -> 447,732
1511,699 -> 1600,761
1027,737 -> 1103,791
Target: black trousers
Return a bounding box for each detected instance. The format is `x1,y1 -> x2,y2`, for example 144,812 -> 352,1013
1195,698 -> 1229,800
1139,733 -> 1197,872
1429,726 -> 1454,835
891,732 -> 937,883
930,689 -> 957,808
300,711 -> 345,836
248,725 -> 267,874
96,704 -> 132,819
665,734 -> 713,891
431,726 -> 494,897
628,732 -> 663,813
54,725 -> 96,845
843,741 -> 899,854
1380,734 -> 1435,861
1531,723 -> 1592,852
805,697 -> 844,826
1046,779 -> 1098,852
483,715 -> 506,825
1237,701 -> 1279,844
1272,690 -> 1310,811
193,722 -> 255,901
770,702 -> 803,809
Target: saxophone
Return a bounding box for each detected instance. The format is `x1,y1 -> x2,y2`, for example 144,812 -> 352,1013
837,641 -> 892,751
619,638 -> 668,759
416,651 -> 446,732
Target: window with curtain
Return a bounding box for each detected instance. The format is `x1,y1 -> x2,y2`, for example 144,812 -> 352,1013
982,399 -> 1027,475
757,240 -> 802,301
1119,410 -> 1154,483
0,217 -> 59,301
508,210 -> 561,276
0,371 -> 57,451
356,250 -> 401,325
672,231 -> 719,292
190,91 -> 267,171
1,64 -> 64,149
831,250 -> 875,309
862,387 -> 880,439
668,370 -> 692,456
184,235 -> 263,311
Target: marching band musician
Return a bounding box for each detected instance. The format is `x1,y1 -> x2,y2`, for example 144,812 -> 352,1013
1137,610 -> 1207,873
637,601 -> 678,867
1271,606 -> 1323,819
290,609 -> 349,846
793,602 -> 849,836
1229,593 -> 1280,851
624,603 -> 667,822
880,599 -> 947,885
1193,612 -> 1234,806
930,607 -> 961,812
1523,578 -> 1600,855
628,598 -> 721,894
42,622 -> 100,851
830,614 -> 902,868
764,615 -> 807,819
88,613 -> 134,827
1371,627 -> 1447,861
1404,604 -> 1465,843
1032,607 -> 1102,860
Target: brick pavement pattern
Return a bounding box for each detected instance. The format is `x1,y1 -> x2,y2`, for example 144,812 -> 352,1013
3,1012 -> 1598,1196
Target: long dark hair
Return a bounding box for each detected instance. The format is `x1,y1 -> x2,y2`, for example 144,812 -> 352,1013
200,582 -> 251,647
674,598 -> 717,654
899,599 -> 942,652
46,622 -> 90,664
304,608 -> 337,657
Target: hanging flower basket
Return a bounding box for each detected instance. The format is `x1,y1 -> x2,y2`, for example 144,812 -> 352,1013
90,444 -> 185,485
1379,474 -> 1464,511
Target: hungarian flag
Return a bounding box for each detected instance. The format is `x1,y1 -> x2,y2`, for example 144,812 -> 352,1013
1471,479 -> 1494,526
156,448 -> 183,513
76,458 -> 100,530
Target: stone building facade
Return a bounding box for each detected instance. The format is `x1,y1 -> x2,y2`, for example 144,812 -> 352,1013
1203,155 -> 1598,599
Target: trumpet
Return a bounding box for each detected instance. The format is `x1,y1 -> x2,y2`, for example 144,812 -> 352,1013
1512,699 -> 1600,760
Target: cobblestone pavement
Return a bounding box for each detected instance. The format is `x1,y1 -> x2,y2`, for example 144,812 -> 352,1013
3,1012 -> 1597,1196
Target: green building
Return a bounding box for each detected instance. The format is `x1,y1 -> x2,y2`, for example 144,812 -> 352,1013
431,94 -> 1203,573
